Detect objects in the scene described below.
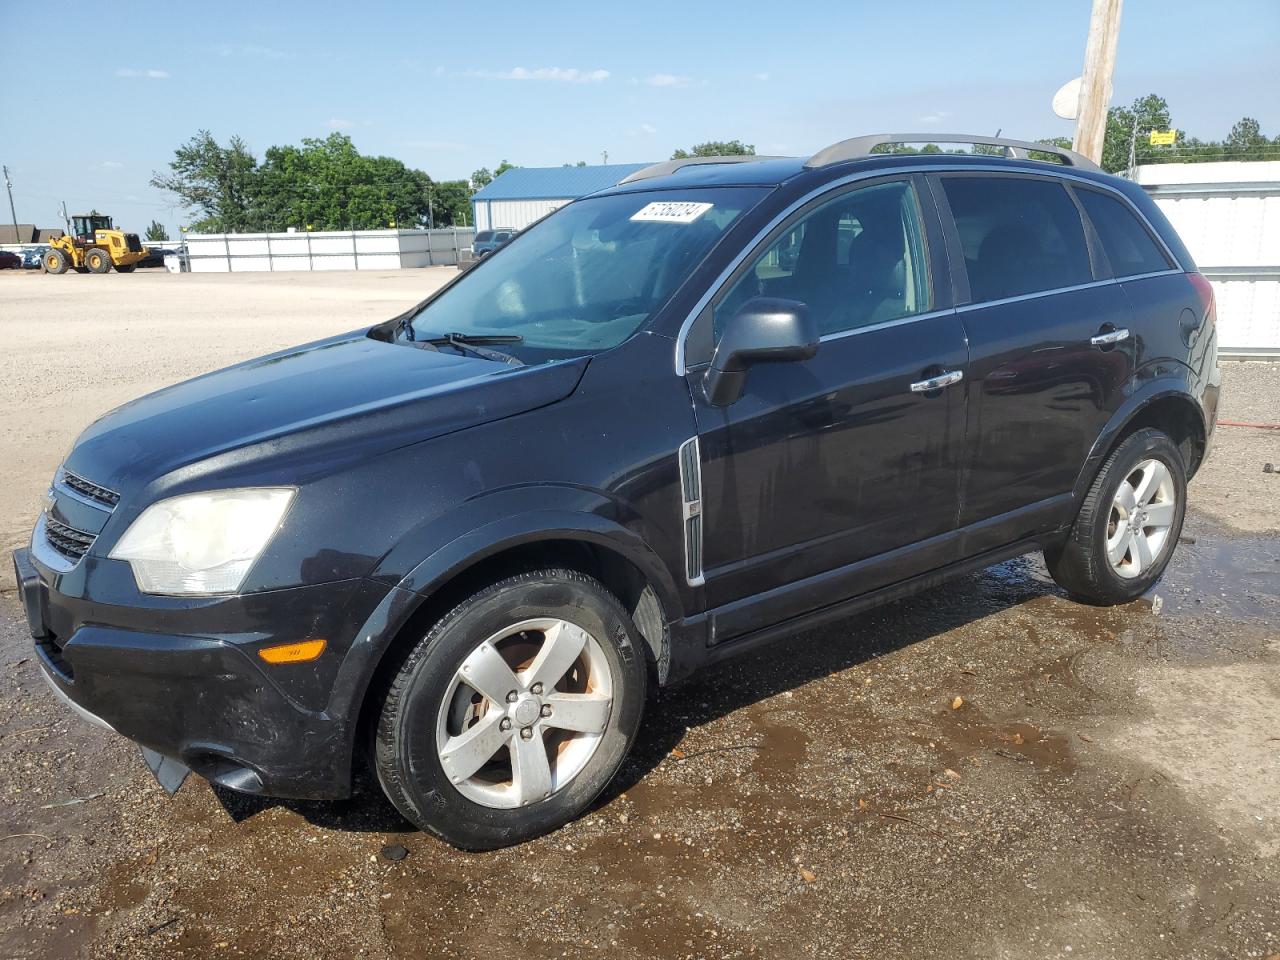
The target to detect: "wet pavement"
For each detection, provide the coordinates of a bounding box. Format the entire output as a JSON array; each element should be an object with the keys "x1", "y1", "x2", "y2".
[{"x1": 0, "y1": 366, "x2": 1277, "y2": 959}]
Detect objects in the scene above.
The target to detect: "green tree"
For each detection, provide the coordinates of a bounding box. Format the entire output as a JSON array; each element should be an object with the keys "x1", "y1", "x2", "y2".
[
  {"x1": 150, "y1": 130, "x2": 261, "y2": 232},
  {"x1": 494, "y1": 160, "x2": 517, "y2": 177},
  {"x1": 671, "y1": 140, "x2": 755, "y2": 159},
  {"x1": 1100, "y1": 94, "x2": 1172, "y2": 173},
  {"x1": 144, "y1": 220, "x2": 170, "y2": 242},
  {"x1": 471, "y1": 167, "x2": 493, "y2": 188},
  {"x1": 254, "y1": 134, "x2": 435, "y2": 230},
  {"x1": 428, "y1": 180, "x2": 474, "y2": 226}
]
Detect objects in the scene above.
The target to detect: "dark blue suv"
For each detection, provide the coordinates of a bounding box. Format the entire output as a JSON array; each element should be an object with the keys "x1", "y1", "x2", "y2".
[{"x1": 13, "y1": 134, "x2": 1218, "y2": 849}]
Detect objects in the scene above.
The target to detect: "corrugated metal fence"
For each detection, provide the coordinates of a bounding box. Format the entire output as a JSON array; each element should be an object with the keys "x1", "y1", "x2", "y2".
[
  {"x1": 1137, "y1": 161, "x2": 1280, "y2": 357},
  {"x1": 183, "y1": 228, "x2": 476, "y2": 273}
]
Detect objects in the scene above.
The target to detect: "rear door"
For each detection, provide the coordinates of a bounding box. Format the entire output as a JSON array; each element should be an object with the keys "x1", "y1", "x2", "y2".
[
  {"x1": 686, "y1": 176, "x2": 969, "y2": 633},
  {"x1": 935, "y1": 173, "x2": 1135, "y2": 545}
]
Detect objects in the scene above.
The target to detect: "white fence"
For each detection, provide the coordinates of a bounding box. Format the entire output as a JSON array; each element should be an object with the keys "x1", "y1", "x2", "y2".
[
  {"x1": 1137, "y1": 161, "x2": 1280, "y2": 357},
  {"x1": 183, "y1": 228, "x2": 476, "y2": 273}
]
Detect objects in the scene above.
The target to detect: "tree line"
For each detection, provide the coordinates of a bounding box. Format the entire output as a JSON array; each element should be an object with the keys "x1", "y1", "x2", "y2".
[
  {"x1": 152, "y1": 131, "x2": 476, "y2": 233},
  {"x1": 153, "y1": 101, "x2": 1274, "y2": 233}
]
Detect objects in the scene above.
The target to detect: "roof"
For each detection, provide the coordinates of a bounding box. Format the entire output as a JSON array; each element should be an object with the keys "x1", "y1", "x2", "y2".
[
  {"x1": 602, "y1": 157, "x2": 808, "y2": 194},
  {"x1": 471, "y1": 163, "x2": 652, "y2": 201}
]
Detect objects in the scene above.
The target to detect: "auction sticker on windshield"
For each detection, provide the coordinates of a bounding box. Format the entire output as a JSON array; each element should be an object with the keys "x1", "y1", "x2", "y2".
[{"x1": 630, "y1": 201, "x2": 713, "y2": 224}]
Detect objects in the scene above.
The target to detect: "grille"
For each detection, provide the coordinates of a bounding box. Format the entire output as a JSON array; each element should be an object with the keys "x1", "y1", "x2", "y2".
[
  {"x1": 45, "y1": 516, "x2": 96, "y2": 562},
  {"x1": 61, "y1": 470, "x2": 120, "y2": 509},
  {"x1": 677, "y1": 437, "x2": 704, "y2": 585}
]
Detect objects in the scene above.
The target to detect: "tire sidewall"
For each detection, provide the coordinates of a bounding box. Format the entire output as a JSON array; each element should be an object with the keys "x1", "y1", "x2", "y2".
[
  {"x1": 383, "y1": 573, "x2": 646, "y2": 849},
  {"x1": 1085, "y1": 430, "x2": 1187, "y2": 597}
]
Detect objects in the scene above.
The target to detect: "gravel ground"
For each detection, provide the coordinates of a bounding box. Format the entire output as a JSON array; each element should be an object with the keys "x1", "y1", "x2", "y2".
[{"x1": 0, "y1": 270, "x2": 1277, "y2": 959}]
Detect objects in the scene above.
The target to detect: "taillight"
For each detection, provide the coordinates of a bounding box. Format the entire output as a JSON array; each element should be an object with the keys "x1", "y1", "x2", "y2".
[{"x1": 1188, "y1": 272, "x2": 1216, "y2": 327}]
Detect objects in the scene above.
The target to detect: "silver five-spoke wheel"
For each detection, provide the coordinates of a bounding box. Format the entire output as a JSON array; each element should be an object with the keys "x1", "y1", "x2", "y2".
[
  {"x1": 435, "y1": 617, "x2": 614, "y2": 809},
  {"x1": 1106, "y1": 457, "x2": 1176, "y2": 579}
]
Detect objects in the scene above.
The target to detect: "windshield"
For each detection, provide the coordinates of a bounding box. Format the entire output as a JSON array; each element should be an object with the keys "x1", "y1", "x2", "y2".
[
  {"x1": 474, "y1": 231, "x2": 494, "y2": 242},
  {"x1": 408, "y1": 187, "x2": 768, "y2": 361}
]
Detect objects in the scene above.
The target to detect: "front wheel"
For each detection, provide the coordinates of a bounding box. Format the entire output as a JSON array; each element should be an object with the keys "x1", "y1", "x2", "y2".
[
  {"x1": 1045, "y1": 427, "x2": 1187, "y2": 605},
  {"x1": 373, "y1": 569, "x2": 647, "y2": 849},
  {"x1": 85, "y1": 248, "x2": 111, "y2": 273}
]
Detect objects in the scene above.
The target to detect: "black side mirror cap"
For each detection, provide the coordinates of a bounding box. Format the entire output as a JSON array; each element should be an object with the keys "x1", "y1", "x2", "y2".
[{"x1": 703, "y1": 297, "x2": 818, "y2": 406}]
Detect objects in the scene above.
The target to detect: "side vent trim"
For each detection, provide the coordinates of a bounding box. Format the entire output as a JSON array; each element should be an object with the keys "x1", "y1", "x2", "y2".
[{"x1": 677, "y1": 436, "x2": 704, "y2": 586}]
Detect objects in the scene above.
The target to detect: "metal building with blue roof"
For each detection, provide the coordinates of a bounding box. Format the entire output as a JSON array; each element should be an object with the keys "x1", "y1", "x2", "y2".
[{"x1": 470, "y1": 163, "x2": 651, "y2": 231}]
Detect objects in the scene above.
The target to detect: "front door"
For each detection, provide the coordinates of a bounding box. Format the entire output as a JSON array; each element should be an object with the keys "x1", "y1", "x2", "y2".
[{"x1": 686, "y1": 177, "x2": 969, "y2": 639}]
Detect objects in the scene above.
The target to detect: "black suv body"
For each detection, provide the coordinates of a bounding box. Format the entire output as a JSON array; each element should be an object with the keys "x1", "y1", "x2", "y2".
[{"x1": 14, "y1": 135, "x2": 1218, "y2": 848}]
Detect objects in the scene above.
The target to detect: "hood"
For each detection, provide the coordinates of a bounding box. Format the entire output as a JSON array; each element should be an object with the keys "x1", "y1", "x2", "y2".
[{"x1": 66, "y1": 333, "x2": 588, "y2": 492}]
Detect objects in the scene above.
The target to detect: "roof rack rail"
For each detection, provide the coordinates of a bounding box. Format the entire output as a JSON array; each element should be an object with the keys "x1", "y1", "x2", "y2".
[
  {"x1": 617, "y1": 155, "x2": 781, "y2": 185},
  {"x1": 805, "y1": 134, "x2": 1100, "y2": 172}
]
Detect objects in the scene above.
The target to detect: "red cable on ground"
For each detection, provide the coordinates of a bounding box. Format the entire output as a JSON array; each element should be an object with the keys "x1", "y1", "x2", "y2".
[{"x1": 1218, "y1": 419, "x2": 1280, "y2": 430}]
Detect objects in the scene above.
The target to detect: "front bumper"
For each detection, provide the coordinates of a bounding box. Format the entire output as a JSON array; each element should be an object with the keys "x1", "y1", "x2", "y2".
[{"x1": 12, "y1": 546, "x2": 387, "y2": 799}]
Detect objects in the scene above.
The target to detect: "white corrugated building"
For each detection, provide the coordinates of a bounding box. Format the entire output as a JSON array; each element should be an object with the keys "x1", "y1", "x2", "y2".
[
  {"x1": 470, "y1": 163, "x2": 650, "y2": 232},
  {"x1": 1136, "y1": 161, "x2": 1280, "y2": 357}
]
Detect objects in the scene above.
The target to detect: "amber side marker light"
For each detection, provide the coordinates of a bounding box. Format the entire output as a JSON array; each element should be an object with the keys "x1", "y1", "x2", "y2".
[{"x1": 258, "y1": 639, "x2": 327, "y2": 664}]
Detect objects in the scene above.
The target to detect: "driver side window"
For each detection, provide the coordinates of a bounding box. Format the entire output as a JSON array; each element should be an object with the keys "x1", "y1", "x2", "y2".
[{"x1": 715, "y1": 179, "x2": 930, "y2": 338}]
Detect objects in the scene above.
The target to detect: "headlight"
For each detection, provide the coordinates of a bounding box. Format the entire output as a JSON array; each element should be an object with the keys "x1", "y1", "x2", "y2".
[{"x1": 109, "y1": 488, "x2": 295, "y2": 595}]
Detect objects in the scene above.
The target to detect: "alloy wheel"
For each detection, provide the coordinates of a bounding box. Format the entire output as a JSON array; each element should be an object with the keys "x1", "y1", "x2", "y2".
[
  {"x1": 434, "y1": 617, "x2": 614, "y2": 809},
  {"x1": 1105, "y1": 457, "x2": 1176, "y2": 579}
]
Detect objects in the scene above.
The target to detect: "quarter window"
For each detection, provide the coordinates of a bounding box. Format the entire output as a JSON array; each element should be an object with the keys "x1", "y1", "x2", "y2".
[
  {"x1": 1075, "y1": 188, "x2": 1172, "y2": 277},
  {"x1": 716, "y1": 179, "x2": 930, "y2": 337},
  {"x1": 942, "y1": 176, "x2": 1093, "y2": 303}
]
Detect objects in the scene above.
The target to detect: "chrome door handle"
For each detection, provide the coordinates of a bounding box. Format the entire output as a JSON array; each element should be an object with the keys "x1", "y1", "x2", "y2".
[
  {"x1": 909, "y1": 370, "x2": 964, "y2": 393},
  {"x1": 1090, "y1": 327, "x2": 1131, "y2": 346}
]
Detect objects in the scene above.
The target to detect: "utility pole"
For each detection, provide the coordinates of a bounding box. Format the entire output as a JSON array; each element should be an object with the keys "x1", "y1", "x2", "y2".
[
  {"x1": 1073, "y1": 0, "x2": 1124, "y2": 165},
  {"x1": 601, "y1": 150, "x2": 608, "y2": 165},
  {"x1": 60, "y1": 200, "x2": 71, "y2": 234},
  {"x1": 3, "y1": 165, "x2": 18, "y2": 244}
]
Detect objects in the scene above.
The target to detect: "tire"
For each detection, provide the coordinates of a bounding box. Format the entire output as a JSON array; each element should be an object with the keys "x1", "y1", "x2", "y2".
[
  {"x1": 114, "y1": 263, "x2": 136, "y2": 273},
  {"x1": 1045, "y1": 428, "x2": 1187, "y2": 605},
  {"x1": 43, "y1": 248, "x2": 69, "y2": 274},
  {"x1": 85, "y1": 248, "x2": 112, "y2": 273},
  {"x1": 373, "y1": 569, "x2": 647, "y2": 850}
]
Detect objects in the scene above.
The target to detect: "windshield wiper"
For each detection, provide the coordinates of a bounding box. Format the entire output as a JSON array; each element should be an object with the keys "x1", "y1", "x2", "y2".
[{"x1": 415, "y1": 331, "x2": 524, "y2": 366}]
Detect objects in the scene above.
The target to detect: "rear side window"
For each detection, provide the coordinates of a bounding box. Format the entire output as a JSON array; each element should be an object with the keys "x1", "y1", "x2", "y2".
[
  {"x1": 942, "y1": 176, "x2": 1092, "y2": 303},
  {"x1": 1075, "y1": 188, "x2": 1172, "y2": 277}
]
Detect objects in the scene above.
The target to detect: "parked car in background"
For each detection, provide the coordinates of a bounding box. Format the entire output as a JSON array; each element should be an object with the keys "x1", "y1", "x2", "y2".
[
  {"x1": 472, "y1": 229, "x2": 514, "y2": 257},
  {"x1": 15, "y1": 133, "x2": 1218, "y2": 851},
  {"x1": 0, "y1": 251, "x2": 21, "y2": 270},
  {"x1": 22, "y1": 246, "x2": 49, "y2": 269},
  {"x1": 137, "y1": 246, "x2": 175, "y2": 269}
]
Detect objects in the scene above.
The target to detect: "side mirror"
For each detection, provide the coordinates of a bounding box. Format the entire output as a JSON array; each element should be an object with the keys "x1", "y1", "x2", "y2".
[{"x1": 703, "y1": 298, "x2": 818, "y2": 406}]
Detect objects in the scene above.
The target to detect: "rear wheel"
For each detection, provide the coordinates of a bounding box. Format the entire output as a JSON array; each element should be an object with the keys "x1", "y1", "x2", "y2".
[
  {"x1": 1045, "y1": 428, "x2": 1186, "y2": 605},
  {"x1": 373, "y1": 569, "x2": 647, "y2": 849},
  {"x1": 43, "y1": 248, "x2": 69, "y2": 274},
  {"x1": 85, "y1": 248, "x2": 111, "y2": 273},
  {"x1": 114, "y1": 263, "x2": 136, "y2": 273}
]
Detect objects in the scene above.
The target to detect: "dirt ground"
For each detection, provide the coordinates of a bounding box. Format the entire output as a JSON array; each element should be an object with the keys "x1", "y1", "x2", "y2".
[{"x1": 1, "y1": 268, "x2": 1278, "y2": 960}]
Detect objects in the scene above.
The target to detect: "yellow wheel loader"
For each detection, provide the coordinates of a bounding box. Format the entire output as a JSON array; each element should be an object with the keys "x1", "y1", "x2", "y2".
[{"x1": 43, "y1": 214, "x2": 148, "y2": 274}]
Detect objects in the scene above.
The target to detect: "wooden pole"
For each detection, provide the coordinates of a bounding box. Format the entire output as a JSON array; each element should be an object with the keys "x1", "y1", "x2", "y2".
[{"x1": 1073, "y1": 0, "x2": 1124, "y2": 165}]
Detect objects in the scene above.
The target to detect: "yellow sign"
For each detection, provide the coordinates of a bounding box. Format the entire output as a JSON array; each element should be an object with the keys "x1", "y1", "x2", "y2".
[{"x1": 1149, "y1": 130, "x2": 1177, "y2": 146}]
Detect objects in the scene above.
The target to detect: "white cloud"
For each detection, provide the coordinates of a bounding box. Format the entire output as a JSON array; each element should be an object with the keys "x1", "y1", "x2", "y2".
[
  {"x1": 328, "y1": 117, "x2": 354, "y2": 131},
  {"x1": 755, "y1": 72, "x2": 770, "y2": 81},
  {"x1": 641, "y1": 123, "x2": 658, "y2": 134},
  {"x1": 644, "y1": 73, "x2": 689, "y2": 87},
  {"x1": 94, "y1": 160, "x2": 124, "y2": 170},
  {"x1": 116, "y1": 68, "x2": 169, "y2": 79},
  {"x1": 917, "y1": 111, "x2": 952, "y2": 126},
  {"x1": 470, "y1": 66, "x2": 609, "y2": 83},
  {"x1": 433, "y1": 65, "x2": 447, "y2": 77},
  {"x1": 400, "y1": 139, "x2": 470, "y2": 152}
]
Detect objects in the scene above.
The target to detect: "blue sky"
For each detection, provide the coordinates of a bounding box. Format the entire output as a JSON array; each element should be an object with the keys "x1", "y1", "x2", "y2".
[{"x1": 2, "y1": 0, "x2": 1277, "y2": 236}]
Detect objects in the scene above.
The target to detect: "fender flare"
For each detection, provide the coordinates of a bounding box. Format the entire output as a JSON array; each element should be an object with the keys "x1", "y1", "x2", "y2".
[
  {"x1": 1070, "y1": 367, "x2": 1206, "y2": 504},
  {"x1": 321, "y1": 505, "x2": 684, "y2": 762}
]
